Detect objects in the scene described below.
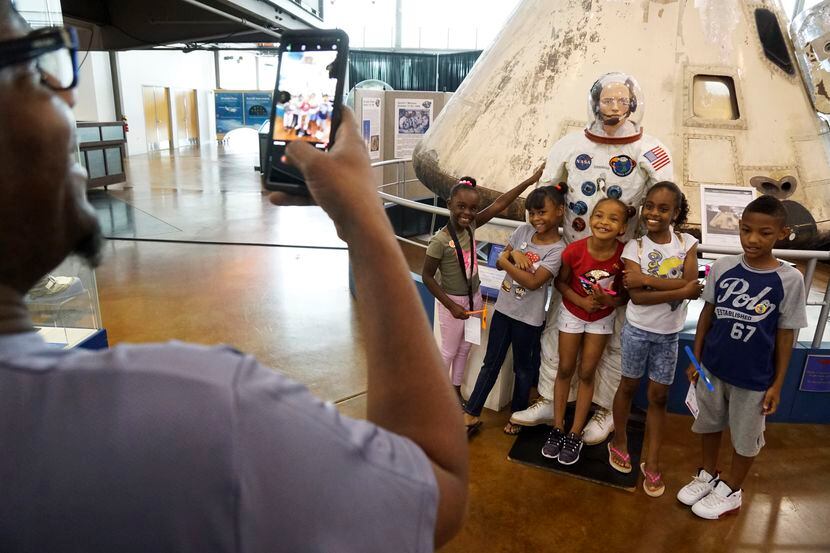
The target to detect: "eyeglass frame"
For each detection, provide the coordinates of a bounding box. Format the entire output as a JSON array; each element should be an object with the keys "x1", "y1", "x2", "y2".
[
  {"x1": 598, "y1": 97, "x2": 632, "y2": 107},
  {"x1": 0, "y1": 27, "x2": 79, "y2": 90}
]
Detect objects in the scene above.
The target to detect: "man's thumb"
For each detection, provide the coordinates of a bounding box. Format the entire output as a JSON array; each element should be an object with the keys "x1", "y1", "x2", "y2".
[{"x1": 284, "y1": 140, "x2": 322, "y2": 174}]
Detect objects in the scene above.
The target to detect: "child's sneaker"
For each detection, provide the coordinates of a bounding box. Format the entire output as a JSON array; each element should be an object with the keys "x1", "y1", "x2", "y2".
[
  {"x1": 677, "y1": 468, "x2": 719, "y2": 506},
  {"x1": 541, "y1": 427, "x2": 565, "y2": 459},
  {"x1": 557, "y1": 432, "x2": 583, "y2": 465},
  {"x1": 691, "y1": 481, "x2": 742, "y2": 519}
]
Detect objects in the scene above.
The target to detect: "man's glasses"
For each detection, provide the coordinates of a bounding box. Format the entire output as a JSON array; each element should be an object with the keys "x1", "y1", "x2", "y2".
[
  {"x1": 599, "y1": 97, "x2": 631, "y2": 107},
  {"x1": 0, "y1": 27, "x2": 79, "y2": 91}
]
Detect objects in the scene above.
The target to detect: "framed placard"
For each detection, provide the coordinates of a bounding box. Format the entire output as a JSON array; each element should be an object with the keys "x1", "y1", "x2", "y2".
[
  {"x1": 699, "y1": 185, "x2": 756, "y2": 247},
  {"x1": 800, "y1": 355, "x2": 830, "y2": 392}
]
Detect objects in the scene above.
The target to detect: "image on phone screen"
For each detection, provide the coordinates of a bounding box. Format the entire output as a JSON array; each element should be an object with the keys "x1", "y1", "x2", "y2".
[{"x1": 272, "y1": 46, "x2": 339, "y2": 151}]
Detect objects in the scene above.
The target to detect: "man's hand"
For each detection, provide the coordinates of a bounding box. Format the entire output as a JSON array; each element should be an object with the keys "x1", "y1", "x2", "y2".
[
  {"x1": 684, "y1": 280, "x2": 705, "y2": 300},
  {"x1": 622, "y1": 269, "x2": 646, "y2": 290},
  {"x1": 762, "y1": 386, "x2": 782, "y2": 415},
  {"x1": 511, "y1": 251, "x2": 533, "y2": 271},
  {"x1": 450, "y1": 303, "x2": 470, "y2": 320},
  {"x1": 686, "y1": 363, "x2": 699, "y2": 384},
  {"x1": 266, "y1": 108, "x2": 380, "y2": 241}
]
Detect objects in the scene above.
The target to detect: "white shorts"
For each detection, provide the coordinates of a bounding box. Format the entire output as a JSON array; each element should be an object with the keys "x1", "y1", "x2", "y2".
[{"x1": 558, "y1": 306, "x2": 616, "y2": 335}]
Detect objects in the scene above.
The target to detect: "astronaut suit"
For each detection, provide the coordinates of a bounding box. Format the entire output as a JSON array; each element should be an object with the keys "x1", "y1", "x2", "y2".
[{"x1": 510, "y1": 73, "x2": 675, "y2": 444}]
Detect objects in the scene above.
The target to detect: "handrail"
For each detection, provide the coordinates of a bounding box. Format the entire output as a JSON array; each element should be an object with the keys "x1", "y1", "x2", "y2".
[{"x1": 373, "y1": 157, "x2": 829, "y2": 347}]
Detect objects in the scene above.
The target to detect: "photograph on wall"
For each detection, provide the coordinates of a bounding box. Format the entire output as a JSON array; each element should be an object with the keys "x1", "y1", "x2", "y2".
[
  {"x1": 394, "y1": 98, "x2": 433, "y2": 159},
  {"x1": 700, "y1": 185, "x2": 756, "y2": 247},
  {"x1": 362, "y1": 97, "x2": 382, "y2": 160}
]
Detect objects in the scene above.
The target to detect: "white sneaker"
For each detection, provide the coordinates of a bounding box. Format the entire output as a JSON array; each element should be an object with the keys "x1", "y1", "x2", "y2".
[
  {"x1": 509, "y1": 398, "x2": 553, "y2": 426},
  {"x1": 677, "y1": 468, "x2": 719, "y2": 506},
  {"x1": 583, "y1": 408, "x2": 614, "y2": 445},
  {"x1": 691, "y1": 480, "x2": 742, "y2": 519}
]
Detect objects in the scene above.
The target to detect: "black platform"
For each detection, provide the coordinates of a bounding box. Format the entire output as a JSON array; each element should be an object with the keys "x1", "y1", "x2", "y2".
[{"x1": 507, "y1": 407, "x2": 646, "y2": 491}]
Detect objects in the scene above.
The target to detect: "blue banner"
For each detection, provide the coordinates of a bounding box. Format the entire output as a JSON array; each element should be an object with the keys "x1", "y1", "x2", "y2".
[
  {"x1": 243, "y1": 93, "x2": 273, "y2": 127},
  {"x1": 215, "y1": 92, "x2": 244, "y2": 134}
]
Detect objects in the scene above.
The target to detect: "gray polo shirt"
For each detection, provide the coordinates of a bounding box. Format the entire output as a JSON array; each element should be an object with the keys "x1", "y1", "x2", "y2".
[{"x1": 0, "y1": 333, "x2": 437, "y2": 552}]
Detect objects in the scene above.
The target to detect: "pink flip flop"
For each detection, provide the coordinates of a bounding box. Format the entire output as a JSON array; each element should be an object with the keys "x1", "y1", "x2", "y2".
[
  {"x1": 607, "y1": 443, "x2": 632, "y2": 474},
  {"x1": 640, "y1": 462, "x2": 666, "y2": 497}
]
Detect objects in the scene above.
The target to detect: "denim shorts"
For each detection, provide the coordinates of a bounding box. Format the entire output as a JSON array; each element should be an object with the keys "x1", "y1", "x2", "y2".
[{"x1": 620, "y1": 321, "x2": 679, "y2": 385}]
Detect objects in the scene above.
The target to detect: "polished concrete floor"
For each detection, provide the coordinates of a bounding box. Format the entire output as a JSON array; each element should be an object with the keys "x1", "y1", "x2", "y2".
[{"x1": 92, "y1": 144, "x2": 830, "y2": 553}]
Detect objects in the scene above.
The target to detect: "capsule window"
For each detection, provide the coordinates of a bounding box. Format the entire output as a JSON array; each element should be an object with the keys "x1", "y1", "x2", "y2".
[
  {"x1": 693, "y1": 75, "x2": 740, "y2": 120},
  {"x1": 755, "y1": 8, "x2": 795, "y2": 75}
]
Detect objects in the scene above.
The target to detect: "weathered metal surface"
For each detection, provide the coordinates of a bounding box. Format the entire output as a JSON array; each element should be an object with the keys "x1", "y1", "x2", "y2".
[{"x1": 413, "y1": 0, "x2": 830, "y2": 248}]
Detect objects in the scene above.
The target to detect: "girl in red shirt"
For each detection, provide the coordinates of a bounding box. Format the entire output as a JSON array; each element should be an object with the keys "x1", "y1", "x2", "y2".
[{"x1": 542, "y1": 198, "x2": 629, "y2": 465}]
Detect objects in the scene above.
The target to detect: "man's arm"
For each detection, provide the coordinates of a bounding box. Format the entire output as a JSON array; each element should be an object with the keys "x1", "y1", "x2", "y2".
[{"x1": 271, "y1": 109, "x2": 467, "y2": 546}]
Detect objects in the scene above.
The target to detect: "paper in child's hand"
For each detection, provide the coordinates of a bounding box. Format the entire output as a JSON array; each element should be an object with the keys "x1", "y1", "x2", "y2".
[
  {"x1": 685, "y1": 383, "x2": 700, "y2": 419},
  {"x1": 464, "y1": 316, "x2": 481, "y2": 345}
]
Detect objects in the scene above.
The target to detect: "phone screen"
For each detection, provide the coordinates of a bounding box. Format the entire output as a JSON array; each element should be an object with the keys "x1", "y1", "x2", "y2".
[
  {"x1": 266, "y1": 31, "x2": 347, "y2": 192},
  {"x1": 272, "y1": 47, "x2": 338, "y2": 150}
]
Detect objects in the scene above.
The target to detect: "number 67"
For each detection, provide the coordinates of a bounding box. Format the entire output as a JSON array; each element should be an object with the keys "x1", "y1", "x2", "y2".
[{"x1": 730, "y1": 322, "x2": 756, "y2": 342}]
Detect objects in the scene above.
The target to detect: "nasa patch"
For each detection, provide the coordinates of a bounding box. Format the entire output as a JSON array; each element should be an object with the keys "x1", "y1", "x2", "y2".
[
  {"x1": 609, "y1": 155, "x2": 635, "y2": 177},
  {"x1": 572, "y1": 217, "x2": 586, "y2": 232},
  {"x1": 581, "y1": 181, "x2": 597, "y2": 196},
  {"x1": 569, "y1": 201, "x2": 588, "y2": 216},
  {"x1": 575, "y1": 154, "x2": 592, "y2": 171},
  {"x1": 606, "y1": 185, "x2": 623, "y2": 199}
]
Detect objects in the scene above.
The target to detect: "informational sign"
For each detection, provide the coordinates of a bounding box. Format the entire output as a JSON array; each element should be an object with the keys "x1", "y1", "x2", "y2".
[
  {"x1": 394, "y1": 98, "x2": 433, "y2": 159},
  {"x1": 215, "y1": 92, "x2": 245, "y2": 134},
  {"x1": 800, "y1": 355, "x2": 830, "y2": 392},
  {"x1": 699, "y1": 185, "x2": 756, "y2": 247},
  {"x1": 243, "y1": 92, "x2": 273, "y2": 127},
  {"x1": 362, "y1": 96, "x2": 382, "y2": 160}
]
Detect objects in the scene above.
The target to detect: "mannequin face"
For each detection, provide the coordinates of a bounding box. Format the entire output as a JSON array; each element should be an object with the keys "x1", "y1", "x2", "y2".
[{"x1": 598, "y1": 82, "x2": 631, "y2": 131}]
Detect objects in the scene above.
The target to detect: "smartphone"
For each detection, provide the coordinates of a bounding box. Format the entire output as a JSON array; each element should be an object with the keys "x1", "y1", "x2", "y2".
[{"x1": 264, "y1": 29, "x2": 349, "y2": 194}]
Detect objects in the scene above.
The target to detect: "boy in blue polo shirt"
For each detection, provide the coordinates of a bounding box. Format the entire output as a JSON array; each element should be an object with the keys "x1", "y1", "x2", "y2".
[{"x1": 677, "y1": 196, "x2": 807, "y2": 519}]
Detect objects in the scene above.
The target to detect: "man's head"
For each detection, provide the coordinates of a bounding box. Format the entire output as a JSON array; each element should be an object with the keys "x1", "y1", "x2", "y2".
[
  {"x1": 739, "y1": 195, "x2": 788, "y2": 263},
  {"x1": 0, "y1": 0, "x2": 101, "y2": 294},
  {"x1": 586, "y1": 72, "x2": 643, "y2": 140}
]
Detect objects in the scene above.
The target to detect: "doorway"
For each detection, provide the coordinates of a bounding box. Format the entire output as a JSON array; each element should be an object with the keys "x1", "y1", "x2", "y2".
[
  {"x1": 142, "y1": 86, "x2": 172, "y2": 152},
  {"x1": 174, "y1": 89, "x2": 200, "y2": 148}
]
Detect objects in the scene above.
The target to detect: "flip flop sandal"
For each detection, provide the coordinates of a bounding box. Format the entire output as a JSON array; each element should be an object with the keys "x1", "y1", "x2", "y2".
[
  {"x1": 608, "y1": 443, "x2": 632, "y2": 474},
  {"x1": 503, "y1": 422, "x2": 522, "y2": 435},
  {"x1": 640, "y1": 462, "x2": 666, "y2": 498},
  {"x1": 466, "y1": 421, "x2": 482, "y2": 438}
]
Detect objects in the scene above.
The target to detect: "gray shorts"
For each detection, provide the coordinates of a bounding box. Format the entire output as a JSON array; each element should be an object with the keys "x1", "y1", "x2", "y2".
[
  {"x1": 691, "y1": 371, "x2": 766, "y2": 457},
  {"x1": 620, "y1": 321, "x2": 678, "y2": 385}
]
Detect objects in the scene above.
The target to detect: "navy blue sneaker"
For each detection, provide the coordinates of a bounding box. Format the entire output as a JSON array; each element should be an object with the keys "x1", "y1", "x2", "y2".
[
  {"x1": 557, "y1": 432, "x2": 584, "y2": 465},
  {"x1": 541, "y1": 427, "x2": 565, "y2": 459}
]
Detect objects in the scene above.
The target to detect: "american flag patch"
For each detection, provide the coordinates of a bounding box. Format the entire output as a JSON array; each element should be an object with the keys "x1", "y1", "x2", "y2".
[{"x1": 644, "y1": 146, "x2": 670, "y2": 170}]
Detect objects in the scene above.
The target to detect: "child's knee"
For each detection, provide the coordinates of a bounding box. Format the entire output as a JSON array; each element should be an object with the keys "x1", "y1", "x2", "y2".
[
  {"x1": 577, "y1": 366, "x2": 596, "y2": 383},
  {"x1": 557, "y1": 365, "x2": 576, "y2": 380},
  {"x1": 647, "y1": 384, "x2": 669, "y2": 407},
  {"x1": 618, "y1": 376, "x2": 639, "y2": 395}
]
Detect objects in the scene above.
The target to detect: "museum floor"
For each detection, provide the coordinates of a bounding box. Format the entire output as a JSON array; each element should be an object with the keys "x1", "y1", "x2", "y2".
[{"x1": 92, "y1": 143, "x2": 830, "y2": 553}]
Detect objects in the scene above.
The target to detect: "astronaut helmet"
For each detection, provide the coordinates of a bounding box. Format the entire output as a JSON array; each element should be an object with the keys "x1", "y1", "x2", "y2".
[{"x1": 586, "y1": 72, "x2": 644, "y2": 142}]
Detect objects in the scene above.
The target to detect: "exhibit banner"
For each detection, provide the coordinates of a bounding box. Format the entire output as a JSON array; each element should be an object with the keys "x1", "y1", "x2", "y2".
[
  {"x1": 215, "y1": 92, "x2": 245, "y2": 134},
  {"x1": 243, "y1": 92, "x2": 273, "y2": 127},
  {"x1": 362, "y1": 97, "x2": 382, "y2": 160},
  {"x1": 394, "y1": 98, "x2": 433, "y2": 159},
  {"x1": 800, "y1": 355, "x2": 830, "y2": 393},
  {"x1": 699, "y1": 185, "x2": 756, "y2": 247}
]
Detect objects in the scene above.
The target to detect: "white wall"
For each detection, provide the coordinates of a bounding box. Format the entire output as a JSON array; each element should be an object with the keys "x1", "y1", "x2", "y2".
[
  {"x1": 116, "y1": 50, "x2": 217, "y2": 156},
  {"x1": 74, "y1": 52, "x2": 116, "y2": 123}
]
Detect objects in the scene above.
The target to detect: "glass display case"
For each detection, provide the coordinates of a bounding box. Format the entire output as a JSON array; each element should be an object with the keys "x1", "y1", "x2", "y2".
[{"x1": 24, "y1": 257, "x2": 107, "y2": 349}]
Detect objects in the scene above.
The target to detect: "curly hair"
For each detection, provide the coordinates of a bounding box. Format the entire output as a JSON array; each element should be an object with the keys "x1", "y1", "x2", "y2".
[{"x1": 646, "y1": 181, "x2": 689, "y2": 227}]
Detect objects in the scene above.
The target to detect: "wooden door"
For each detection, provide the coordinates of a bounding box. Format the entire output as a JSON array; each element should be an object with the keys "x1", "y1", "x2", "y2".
[
  {"x1": 153, "y1": 87, "x2": 171, "y2": 151},
  {"x1": 142, "y1": 86, "x2": 158, "y2": 151},
  {"x1": 185, "y1": 90, "x2": 199, "y2": 144}
]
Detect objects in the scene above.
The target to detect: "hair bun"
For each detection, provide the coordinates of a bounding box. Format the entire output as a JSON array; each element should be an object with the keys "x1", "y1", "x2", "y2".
[{"x1": 555, "y1": 182, "x2": 569, "y2": 193}]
